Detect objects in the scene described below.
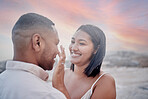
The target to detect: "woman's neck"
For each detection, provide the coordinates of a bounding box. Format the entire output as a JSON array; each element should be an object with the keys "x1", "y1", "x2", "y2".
[{"x1": 74, "y1": 63, "x2": 89, "y2": 78}]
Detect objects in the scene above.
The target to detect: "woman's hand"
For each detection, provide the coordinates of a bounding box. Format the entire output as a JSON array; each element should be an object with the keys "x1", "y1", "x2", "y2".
[
  {"x1": 52, "y1": 45, "x2": 70, "y2": 99},
  {"x1": 52, "y1": 45, "x2": 65, "y2": 88}
]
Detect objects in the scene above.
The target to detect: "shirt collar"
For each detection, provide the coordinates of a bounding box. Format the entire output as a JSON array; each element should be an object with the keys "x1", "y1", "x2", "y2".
[{"x1": 6, "y1": 61, "x2": 49, "y2": 81}]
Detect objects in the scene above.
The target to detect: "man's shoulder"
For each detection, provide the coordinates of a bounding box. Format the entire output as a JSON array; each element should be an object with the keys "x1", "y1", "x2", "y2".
[
  {"x1": 0, "y1": 60, "x2": 7, "y2": 74},
  {"x1": 0, "y1": 70, "x2": 66, "y2": 99}
]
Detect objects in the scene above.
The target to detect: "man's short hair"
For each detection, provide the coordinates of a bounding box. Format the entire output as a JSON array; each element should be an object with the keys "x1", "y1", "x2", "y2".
[
  {"x1": 12, "y1": 13, "x2": 55, "y2": 49},
  {"x1": 12, "y1": 13, "x2": 55, "y2": 35}
]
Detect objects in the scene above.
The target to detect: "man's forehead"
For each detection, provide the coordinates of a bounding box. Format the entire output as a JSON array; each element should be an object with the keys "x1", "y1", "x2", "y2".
[
  {"x1": 51, "y1": 25, "x2": 57, "y2": 34},
  {"x1": 50, "y1": 25, "x2": 59, "y2": 42},
  {"x1": 46, "y1": 25, "x2": 58, "y2": 37}
]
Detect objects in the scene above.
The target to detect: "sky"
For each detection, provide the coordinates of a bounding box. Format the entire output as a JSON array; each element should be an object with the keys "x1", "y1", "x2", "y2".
[{"x1": 0, "y1": 0, "x2": 148, "y2": 61}]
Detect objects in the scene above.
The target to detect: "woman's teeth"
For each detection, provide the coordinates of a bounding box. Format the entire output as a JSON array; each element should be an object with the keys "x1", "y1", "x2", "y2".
[{"x1": 71, "y1": 53, "x2": 81, "y2": 57}]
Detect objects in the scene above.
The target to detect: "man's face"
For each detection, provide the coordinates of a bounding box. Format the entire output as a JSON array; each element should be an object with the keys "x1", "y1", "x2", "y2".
[{"x1": 39, "y1": 27, "x2": 59, "y2": 70}]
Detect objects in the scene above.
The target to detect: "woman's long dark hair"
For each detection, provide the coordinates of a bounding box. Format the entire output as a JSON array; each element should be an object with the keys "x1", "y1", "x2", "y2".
[{"x1": 70, "y1": 24, "x2": 106, "y2": 77}]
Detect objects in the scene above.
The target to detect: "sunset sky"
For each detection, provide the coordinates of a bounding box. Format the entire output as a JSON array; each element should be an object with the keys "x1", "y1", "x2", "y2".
[{"x1": 0, "y1": 0, "x2": 148, "y2": 60}]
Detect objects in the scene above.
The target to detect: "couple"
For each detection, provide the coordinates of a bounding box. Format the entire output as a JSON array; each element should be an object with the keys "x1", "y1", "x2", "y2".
[{"x1": 0, "y1": 13, "x2": 116, "y2": 99}]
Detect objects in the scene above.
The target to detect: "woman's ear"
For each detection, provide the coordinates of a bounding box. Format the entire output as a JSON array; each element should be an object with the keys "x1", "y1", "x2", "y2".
[
  {"x1": 93, "y1": 50, "x2": 97, "y2": 54},
  {"x1": 93, "y1": 45, "x2": 100, "y2": 54},
  {"x1": 32, "y1": 34, "x2": 42, "y2": 52}
]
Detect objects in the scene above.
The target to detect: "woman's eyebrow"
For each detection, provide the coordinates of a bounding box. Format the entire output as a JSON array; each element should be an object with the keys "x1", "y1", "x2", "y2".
[
  {"x1": 71, "y1": 37, "x2": 75, "y2": 40},
  {"x1": 78, "y1": 39, "x2": 87, "y2": 42},
  {"x1": 72, "y1": 37, "x2": 87, "y2": 42}
]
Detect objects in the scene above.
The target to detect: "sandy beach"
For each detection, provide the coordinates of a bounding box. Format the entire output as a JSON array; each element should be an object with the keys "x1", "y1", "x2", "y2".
[{"x1": 102, "y1": 66, "x2": 148, "y2": 99}]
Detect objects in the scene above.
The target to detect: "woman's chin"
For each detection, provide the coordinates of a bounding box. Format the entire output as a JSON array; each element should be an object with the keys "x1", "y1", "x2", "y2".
[{"x1": 70, "y1": 60, "x2": 79, "y2": 65}]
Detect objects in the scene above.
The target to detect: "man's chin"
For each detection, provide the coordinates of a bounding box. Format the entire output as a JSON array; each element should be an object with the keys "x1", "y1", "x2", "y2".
[
  {"x1": 47, "y1": 63, "x2": 54, "y2": 70},
  {"x1": 40, "y1": 64, "x2": 53, "y2": 71},
  {"x1": 48, "y1": 66, "x2": 53, "y2": 70}
]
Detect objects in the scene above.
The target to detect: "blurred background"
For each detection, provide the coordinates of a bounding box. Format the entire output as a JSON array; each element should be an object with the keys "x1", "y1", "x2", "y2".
[{"x1": 0, "y1": 0, "x2": 148, "y2": 99}]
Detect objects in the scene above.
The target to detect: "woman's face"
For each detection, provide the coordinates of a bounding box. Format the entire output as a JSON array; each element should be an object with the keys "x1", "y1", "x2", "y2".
[{"x1": 69, "y1": 30, "x2": 94, "y2": 66}]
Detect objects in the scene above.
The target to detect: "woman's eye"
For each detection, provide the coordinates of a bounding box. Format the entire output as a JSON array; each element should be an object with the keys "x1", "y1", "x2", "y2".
[
  {"x1": 79, "y1": 43, "x2": 85, "y2": 45},
  {"x1": 71, "y1": 40, "x2": 75, "y2": 44}
]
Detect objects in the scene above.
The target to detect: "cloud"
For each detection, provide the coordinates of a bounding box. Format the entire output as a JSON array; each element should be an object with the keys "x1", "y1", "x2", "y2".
[
  {"x1": 0, "y1": 0, "x2": 148, "y2": 53},
  {"x1": 92, "y1": 0, "x2": 148, "y2": 52}
]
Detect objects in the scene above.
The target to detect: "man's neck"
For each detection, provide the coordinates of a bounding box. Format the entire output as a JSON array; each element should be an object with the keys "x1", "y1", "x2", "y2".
[{"x1": 13, "y1": 54, "x2": 37, "y2": 66}]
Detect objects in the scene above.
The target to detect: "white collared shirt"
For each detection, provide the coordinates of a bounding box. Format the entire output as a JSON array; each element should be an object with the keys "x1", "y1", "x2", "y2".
[{"x1": 0, "y1": 61, "x2": 66, "y2": 99}]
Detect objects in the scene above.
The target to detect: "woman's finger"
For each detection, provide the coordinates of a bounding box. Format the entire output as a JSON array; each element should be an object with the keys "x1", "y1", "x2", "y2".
[{"x1": 60, "y1": 45, "x2": 66, "y2": 62}]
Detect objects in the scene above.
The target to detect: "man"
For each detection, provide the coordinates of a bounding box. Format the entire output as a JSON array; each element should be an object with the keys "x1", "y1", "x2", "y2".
[
  {"x1": 0, "y1": 13, "x2": 69, "y2": 99},
  {"x1": 0, "y1": 60, "x2": 6, "y2": 73}
]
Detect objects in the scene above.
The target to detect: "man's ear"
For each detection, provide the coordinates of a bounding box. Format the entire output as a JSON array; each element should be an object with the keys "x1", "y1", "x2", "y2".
[{"x1": 32, "y1": 34, "x2": 42, "y2": 52}]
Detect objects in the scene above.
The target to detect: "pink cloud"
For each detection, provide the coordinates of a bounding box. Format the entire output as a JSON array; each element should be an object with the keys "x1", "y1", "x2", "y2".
[
  {"x1": 25, "y1": 0, "x2": 100, "y2": 25},
  {"x1": 0, "y1": 0, "x2": 148, "y2": 52},
  {"x1": 93, "y1": 0, "x2": 148, "y2": 51}
]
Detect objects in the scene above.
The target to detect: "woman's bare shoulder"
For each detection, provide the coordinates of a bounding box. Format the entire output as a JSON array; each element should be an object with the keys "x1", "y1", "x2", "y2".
[
  {"x1": 91, "y1": 73, "x2": 116, "y2": 99},
  {"x1": 96, "y1": 73, "x2": 115, "y2": 89},
  {"x1": 101, "y1": 73, "x2": 115, "y2": 83}
]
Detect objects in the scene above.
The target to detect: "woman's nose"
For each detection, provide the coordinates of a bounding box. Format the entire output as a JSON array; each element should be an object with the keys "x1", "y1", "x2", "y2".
[{"x1": 71, "y1": 43, "x2": 78, "y2": 51}]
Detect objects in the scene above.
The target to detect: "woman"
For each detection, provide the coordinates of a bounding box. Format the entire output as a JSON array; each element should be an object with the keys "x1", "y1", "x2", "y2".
[{"x1": 53, "y1": 24, "x2": 116, "y2": 99}]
